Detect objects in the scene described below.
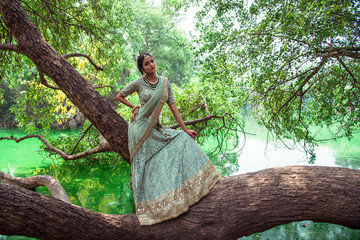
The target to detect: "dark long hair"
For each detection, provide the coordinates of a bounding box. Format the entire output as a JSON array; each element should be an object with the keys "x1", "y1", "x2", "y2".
[{"x1": 137, "y1": 52, "x2": 153, "y2": 74}]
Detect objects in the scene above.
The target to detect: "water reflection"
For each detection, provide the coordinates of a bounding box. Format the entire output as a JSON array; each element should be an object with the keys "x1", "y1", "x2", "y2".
[
  {"x1": 233, "y1": 138, "x2": 342, "y2": 175},
  {"x1": 35, "y1": 159, "x2": 135, "y2": 215},
  {"x1": 239, "y1": 221, "x2": 360, "y2": 240}
]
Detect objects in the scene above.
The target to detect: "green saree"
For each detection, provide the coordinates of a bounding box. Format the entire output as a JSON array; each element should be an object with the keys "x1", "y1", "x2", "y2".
[{"x1": 122, "y1": 76, "x2": 220, "y2": 225}]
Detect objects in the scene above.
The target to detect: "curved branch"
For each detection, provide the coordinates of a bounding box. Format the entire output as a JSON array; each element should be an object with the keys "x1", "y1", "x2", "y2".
[
  {"x1": 63, "y1": 53, "x2": 104, "y2": 71},
  {"x1": 0, "y1": 135, "x2": 113, "y2": 160},
  {"x1": 37, "y1": 68, "x2": 113, "y2": 90},
  {"x1": 0, "y1": 43, "x2": 24, "y2": 54},
  {"x1": 0, "y1": 172, "x2": 70, "y2": 203},
  {"x1": 37, "y1": 53, "x2": 110, "y2": 90},
  {"x1": 337, "y1": 57, "x2": 360, "y2": 89},
  {"x1": 93, "y1": 84, "x2": 114, "y2": 89},
  {"x1": 270, "y1": 56, "x2": 328, "y2": 121},
  {"x1": 37, "y1": 66, "x2": 60, "y2": 90}
]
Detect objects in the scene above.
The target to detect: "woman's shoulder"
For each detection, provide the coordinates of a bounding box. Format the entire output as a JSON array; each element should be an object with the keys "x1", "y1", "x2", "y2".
[{"x1": 126, "y1": 77, "x2": 143, "y2": 87}]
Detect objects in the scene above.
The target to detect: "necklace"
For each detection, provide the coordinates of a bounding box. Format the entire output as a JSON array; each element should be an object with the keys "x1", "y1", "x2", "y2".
[{"x1": 143, "y1": 76, "x2": 159, "y2": 89}]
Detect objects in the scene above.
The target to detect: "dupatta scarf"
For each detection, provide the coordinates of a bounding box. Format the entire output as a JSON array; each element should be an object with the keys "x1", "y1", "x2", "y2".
[
  {"x1": 127, "y1": 76, "x2": 220, "y2": 225},
  {"x1": 128, "y1": 77, "x2": 168, "y2": 161}
]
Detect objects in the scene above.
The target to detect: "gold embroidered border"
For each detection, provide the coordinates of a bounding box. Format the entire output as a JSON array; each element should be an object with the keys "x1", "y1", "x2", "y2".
[{"x1": 136, "y1": 160, "x2": 221, "y2": 225}]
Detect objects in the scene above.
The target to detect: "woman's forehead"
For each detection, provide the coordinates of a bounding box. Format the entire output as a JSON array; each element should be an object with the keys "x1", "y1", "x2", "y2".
[{"x1": 143, "y1": 55, "x2": 154, "y2": 64}]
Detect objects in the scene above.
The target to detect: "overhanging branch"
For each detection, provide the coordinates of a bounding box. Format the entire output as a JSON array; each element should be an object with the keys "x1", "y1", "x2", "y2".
[
  {"x1": 167, "y1": 114, "x2": 225, "y2": 129},
  {"x1": 37, "y1": 53, "x2": 112, "y2": 90},
  {"x1": 270, "y1": 56, "x2": 328, "y2": 121},
  {"x1": 0, "y1": 134, "x2": 113, "y2": 160}
]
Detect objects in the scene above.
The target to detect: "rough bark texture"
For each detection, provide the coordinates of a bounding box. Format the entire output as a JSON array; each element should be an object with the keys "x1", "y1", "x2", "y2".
[
  {"x1": 0, "y1": 172, "x2": 70, "y2": 203},
  {"x1": 0, "y1": 0, "x2": 130, "y2": 162},
  {"x1": 0, "y1": 166, "x2": 359, "y2": 240}
]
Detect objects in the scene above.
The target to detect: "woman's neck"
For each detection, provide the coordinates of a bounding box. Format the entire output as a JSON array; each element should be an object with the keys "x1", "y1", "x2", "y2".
[{"x1": 145, "y1": 73, "x2": 157, "y2": 83}]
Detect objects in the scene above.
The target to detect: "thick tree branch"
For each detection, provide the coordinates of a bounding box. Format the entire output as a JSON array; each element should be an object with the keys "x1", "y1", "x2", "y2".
[
  {"x1": 0, "y1": 166, "x2": 359, "y2": 239},
  {"x1": 0, "y1": 135, "x2": 113, "y2": 160},
  {"x1": 0, "y1": 172, "x2": 70, "y2": 203}
]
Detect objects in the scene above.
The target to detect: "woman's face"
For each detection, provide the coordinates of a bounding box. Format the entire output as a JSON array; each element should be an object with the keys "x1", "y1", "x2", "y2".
[{"x1": 142, "y1": 56, "x2": 157, "y2": 74}]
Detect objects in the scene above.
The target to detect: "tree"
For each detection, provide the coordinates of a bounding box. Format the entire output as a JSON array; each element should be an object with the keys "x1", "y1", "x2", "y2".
[
  {"x1": 194, "y1": 0, "x2": 360, "y2": 160},
  {"x1": 1, "y1": 166, "x2": 360, "y2": 239},
  {"x1": 0, "y1": 0, "x2": 359, "y2": 239}
]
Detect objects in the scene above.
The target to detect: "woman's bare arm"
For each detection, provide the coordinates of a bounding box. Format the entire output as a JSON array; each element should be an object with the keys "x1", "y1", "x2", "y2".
[
  {"x1": 116, "y1": 92, "x2": 136, "y2": 109},
  {"x1": 116, "y1": 92, "x2": 139, "y2": 123},
  {"x1": 168, "y1": 103, "x2": 199, "y2": 139}
]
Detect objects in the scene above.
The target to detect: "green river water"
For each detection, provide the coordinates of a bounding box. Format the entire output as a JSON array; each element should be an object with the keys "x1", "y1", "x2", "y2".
[{"x1": 0, "y1": 125, "x2": 359, "y2": 240}]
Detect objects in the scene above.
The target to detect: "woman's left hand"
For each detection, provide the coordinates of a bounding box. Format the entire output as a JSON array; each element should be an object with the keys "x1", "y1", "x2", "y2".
[{"x1": 185, "y1": 129, "x2": 199, "y2": 140}]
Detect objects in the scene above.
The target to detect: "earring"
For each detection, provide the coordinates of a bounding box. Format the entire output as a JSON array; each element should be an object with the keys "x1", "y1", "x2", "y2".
[{"x1": 142, "y1": 71, "x2": 146, "y2": 77}]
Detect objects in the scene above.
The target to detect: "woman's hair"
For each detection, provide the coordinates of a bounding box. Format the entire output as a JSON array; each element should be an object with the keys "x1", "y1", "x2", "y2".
[{"x1": 137, "y1": 52, "x2": 153, "y2": 74}]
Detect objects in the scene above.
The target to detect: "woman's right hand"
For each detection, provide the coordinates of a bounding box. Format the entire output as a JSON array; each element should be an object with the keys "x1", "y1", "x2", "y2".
[{"x1": 131, "y1": 108, "x2": 139, "y2": 123}]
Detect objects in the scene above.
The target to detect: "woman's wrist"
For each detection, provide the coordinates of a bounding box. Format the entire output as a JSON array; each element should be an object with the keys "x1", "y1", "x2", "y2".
[{"x1": 132, "y1": 105, "x2": 140, "y2": 113}]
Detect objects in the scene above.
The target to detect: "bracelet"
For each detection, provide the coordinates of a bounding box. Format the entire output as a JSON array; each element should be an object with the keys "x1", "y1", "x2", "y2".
[{"x1": 132, "y1": 106, "x2": 140, "y2": 113}]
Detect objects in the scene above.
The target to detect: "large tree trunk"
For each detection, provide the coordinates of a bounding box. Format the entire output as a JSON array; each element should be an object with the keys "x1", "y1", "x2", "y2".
[
  {"x1": 0, "y1": 166, "x2": 359, "y2": 240},
  {"x1": 0, "y1": 0, "x2": 130, "y2": 162}
]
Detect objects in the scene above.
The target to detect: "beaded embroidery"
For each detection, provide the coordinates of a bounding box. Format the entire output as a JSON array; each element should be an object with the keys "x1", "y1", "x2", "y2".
[{"x1": 143, "y1": 76, "x2": 159, "y2": 89}]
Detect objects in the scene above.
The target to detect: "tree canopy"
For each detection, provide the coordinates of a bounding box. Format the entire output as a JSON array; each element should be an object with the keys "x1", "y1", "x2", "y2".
[
  {"x1": 0, "y1": 0, "x2": 195, "y2": 131},
  {"x1": 194, "y1": 0, "x2": 360, "y2": 159}
]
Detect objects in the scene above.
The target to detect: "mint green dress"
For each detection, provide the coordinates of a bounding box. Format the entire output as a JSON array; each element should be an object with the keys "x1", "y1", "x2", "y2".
[{"x1": 121, "y1": 76, "x2": 220, "y2": 225}]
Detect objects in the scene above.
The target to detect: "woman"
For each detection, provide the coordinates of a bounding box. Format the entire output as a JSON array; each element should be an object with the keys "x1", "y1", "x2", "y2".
[{"x1": 116, "y1": 53, "x2": 220, "y2": 225}]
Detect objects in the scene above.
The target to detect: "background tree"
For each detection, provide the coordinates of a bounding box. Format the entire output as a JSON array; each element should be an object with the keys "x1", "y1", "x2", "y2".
[
  {"x1": 124, "y1": 0, "x2": 194, "y2": 85},
  {"x1": 0, "y1": 0, "x2": 131, "y2": 131},
  {"x1": 194, "y1": 0, "x2": 360, "y2": 160}
]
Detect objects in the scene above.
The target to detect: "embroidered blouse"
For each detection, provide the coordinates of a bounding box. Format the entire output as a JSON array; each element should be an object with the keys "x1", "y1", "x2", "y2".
[{"x1": 121, "y1": 77, "x2": 176, "y2": 105}]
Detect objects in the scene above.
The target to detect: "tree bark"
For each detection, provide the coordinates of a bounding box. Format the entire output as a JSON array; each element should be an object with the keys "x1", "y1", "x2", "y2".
[
  {"x1": 0, "y1": 172, "x2": 70, "y2": 204},
  {"x1": 0, "y1": 0, "x2": 131, "y2": 163},
  {"x1": 0, "y1": 166, "x2": 359, "y2": 240}
]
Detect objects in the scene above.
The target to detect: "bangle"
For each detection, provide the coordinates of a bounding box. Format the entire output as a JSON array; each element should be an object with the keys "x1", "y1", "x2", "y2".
[{"x1": 132, "y1": 106, "x2": 140, "y2": 113}]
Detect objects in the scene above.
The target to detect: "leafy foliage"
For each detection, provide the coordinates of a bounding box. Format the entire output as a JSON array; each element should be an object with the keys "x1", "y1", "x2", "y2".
[
  {"x1": 124, "y1": 0, "x2": 194, "y2": 85},
  {"x1": 1, "y1": 0, "x2": 131, "y2": 131},
  {"x1": 195, "y1": 0, "x2": 360, "y2": 158}
]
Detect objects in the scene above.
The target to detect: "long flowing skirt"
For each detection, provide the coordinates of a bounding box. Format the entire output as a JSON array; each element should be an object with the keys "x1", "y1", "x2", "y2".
[{"x1": 130, "y1": 122, "x2": 220, "y2": 225}]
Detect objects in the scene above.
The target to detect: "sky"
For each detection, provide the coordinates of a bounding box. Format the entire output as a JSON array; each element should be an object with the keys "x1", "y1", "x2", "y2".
[{"x1": 152, "y1": 0, "x2": 200, "y2": 37}]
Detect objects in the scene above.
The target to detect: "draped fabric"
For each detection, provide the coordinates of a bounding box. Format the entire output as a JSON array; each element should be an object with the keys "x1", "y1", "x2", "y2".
[{"x1": 125, "y1": 77, "x2": 220, "y2": 225}]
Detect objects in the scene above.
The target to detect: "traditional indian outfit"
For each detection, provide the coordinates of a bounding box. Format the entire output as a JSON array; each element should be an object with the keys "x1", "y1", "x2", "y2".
[{"x1": 121, "y1": 76, "x2": 220, "y2": 225}]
